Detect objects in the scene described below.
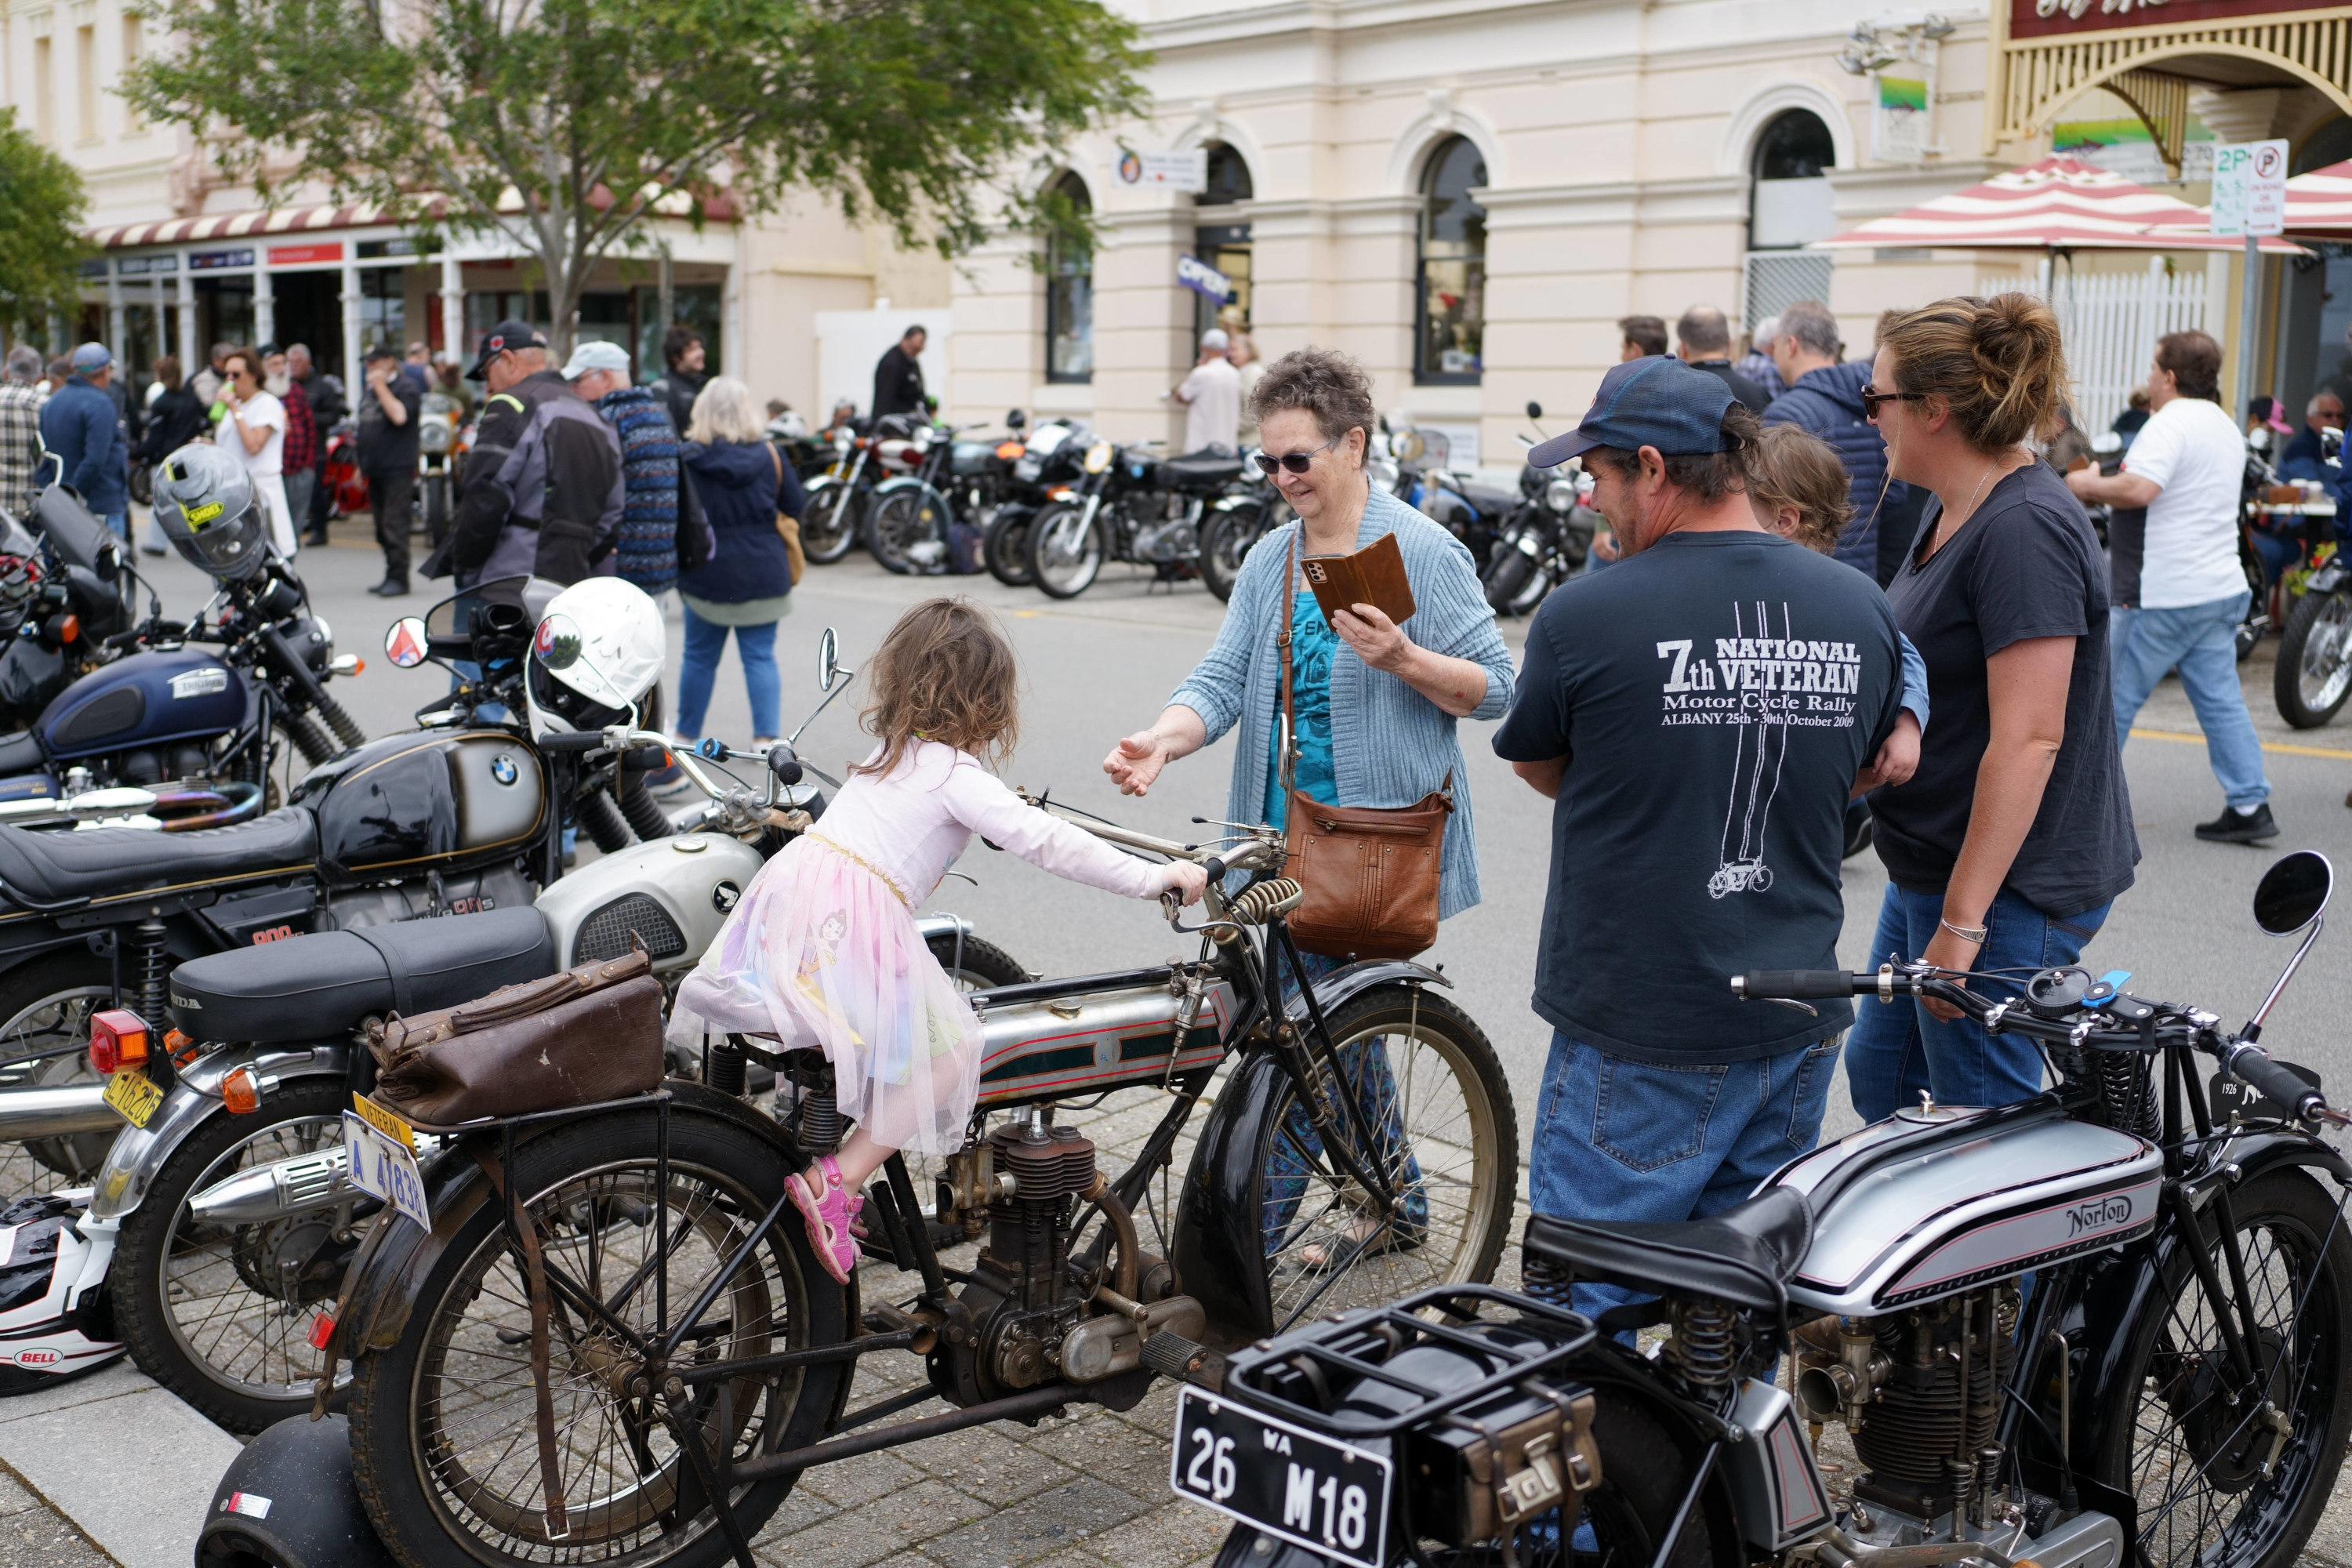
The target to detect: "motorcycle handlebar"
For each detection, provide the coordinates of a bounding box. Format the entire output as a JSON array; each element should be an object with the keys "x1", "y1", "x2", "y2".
[
  {"x1": 540, "y1": 731, "x2": 606, "y2": 753},
  {"x1": 1730, "y1": 971, "x2": 1860, "y2": 1001},
  {"x1": 2226, "y1": 1044, "x2": 2328, "y2": 1123}
]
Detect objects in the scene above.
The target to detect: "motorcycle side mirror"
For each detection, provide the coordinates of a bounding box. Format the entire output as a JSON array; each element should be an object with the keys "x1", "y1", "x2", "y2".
[
  {"x1": 2254, "y1": 851, "x2": 2332, "y2": 935},
  {"x1": 1525, "y1": 401, "x2": 1544, "y2": 420},
  {"x1": 385, "y1": 616, "x2": 430, "y2": 668},
  {"x1": 1007, "y1": 409, "x2": 1026, "y2": 430},
  {"x1": 818, "y1": 627, "x2": 841, "y2": 692}
]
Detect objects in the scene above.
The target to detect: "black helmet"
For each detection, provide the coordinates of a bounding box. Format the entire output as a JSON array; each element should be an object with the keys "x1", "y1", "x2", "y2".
[{"x1": 151, "y1": 444, "x2": 269, "y2": 582}]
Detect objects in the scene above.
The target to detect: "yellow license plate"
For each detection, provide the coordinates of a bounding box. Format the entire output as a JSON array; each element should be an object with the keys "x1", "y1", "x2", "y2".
[{"x1": 103, "y1": 1068, "x2": 164, "y2": 1129}]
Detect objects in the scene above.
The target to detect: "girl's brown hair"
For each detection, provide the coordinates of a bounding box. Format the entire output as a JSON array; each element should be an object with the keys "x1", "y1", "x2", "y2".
[
  {"x1": 1878, "y1": 293, "x2": 2069, "y2": 452},
  {"x1": 851, "y1": 597, "x2": 1021, "y2": 779},
  {"x1": 1748, "y1": 425, "x2": 1853, "y2": 554}
]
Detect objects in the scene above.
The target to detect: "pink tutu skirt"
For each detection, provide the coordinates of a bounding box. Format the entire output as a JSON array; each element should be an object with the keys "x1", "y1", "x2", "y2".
[{"x1": 673, "y1": 834, "x2": 981, "y2": 1156}]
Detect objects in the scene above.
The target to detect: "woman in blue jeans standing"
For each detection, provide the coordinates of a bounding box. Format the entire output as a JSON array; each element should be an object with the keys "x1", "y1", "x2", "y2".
[
  {"x1": 1848, "y1": 295, "x2": 2140, "y2": 1121},
  {"x1": 673, "y1": 377, "x2": 804, "y2": 744}
]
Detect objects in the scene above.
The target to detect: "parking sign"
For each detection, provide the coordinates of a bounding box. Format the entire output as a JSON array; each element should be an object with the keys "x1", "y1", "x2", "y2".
[{"x1": 2212, "y1": 140, "x2": 2289, "y2": 236}]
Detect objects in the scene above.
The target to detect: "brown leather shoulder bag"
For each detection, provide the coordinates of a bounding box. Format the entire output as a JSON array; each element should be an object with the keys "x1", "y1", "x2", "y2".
[{"x1": 1276, "y1": 532, "x2": 1452, "y2": 960}]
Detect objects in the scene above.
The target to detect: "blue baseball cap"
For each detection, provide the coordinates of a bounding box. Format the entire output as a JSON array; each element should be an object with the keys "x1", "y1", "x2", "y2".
[
  {"x1": 69, "y1": 342, "x2": 113, "y2": 374},
  {"x1": 1530, "y1": 356, "x2": 1735, "y2": 468}
]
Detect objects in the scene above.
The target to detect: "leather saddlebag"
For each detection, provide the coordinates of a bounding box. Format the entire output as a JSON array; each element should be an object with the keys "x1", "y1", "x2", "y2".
[{"x1": 368, "y1": 949, "x2": 664, "y2": 1127}]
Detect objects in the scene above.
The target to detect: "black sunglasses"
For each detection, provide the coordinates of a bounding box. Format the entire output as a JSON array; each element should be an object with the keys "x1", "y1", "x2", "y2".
[
  {"x1": 1253, "y1": 434, "x2": 1342, "y2": 476},
  {"x1": 1860, "y1": 387, "x2": 1928, "y2": 418}
]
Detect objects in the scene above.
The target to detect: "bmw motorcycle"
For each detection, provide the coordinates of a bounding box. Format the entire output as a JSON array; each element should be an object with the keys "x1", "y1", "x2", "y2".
[
  {"x1": 1026, "y1": 439, "x2": 1249, "y2": 598},
  {"x1": 1177, "y1": 850, "x2": 2351, "y2": 1568}
]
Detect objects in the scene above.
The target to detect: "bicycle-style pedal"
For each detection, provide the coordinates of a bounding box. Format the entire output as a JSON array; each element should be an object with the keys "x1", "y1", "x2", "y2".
[{"x1": 1142, "y1": 1330, "x2": 1226, "y2": 1392}]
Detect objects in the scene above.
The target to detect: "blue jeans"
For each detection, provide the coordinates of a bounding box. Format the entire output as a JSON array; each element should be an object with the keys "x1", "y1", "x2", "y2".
[
  {"x1": 2111, "y1": 590, "x2": 2269, "y2": 811},
  {"x1": 1845, "y1": 883, "x2": 2111, "y2": 1123},
  {"x1": 98, "y1": 511, "x2": 125, "y2": 542},
  {"x1": 676, "y1": 602, "x2": 780, "y2": 740},
  {"x1": 1530, "y1": 1031, "x2": 1841, "y2": 1319}
]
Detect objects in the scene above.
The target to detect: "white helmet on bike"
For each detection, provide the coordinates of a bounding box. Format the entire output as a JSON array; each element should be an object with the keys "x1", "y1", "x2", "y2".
[{"x1": 525, "y1": 578, "x2": 666, "y2": 739}]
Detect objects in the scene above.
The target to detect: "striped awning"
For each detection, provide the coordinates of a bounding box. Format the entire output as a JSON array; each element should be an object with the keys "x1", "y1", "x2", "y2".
[
  {"x1": 89, "y1": 187, "x2": 740, "y2": 250},
  {"x1": 2283, "y1": 159, "x2": 2352, "y2": 234},
  {"x1": 1817, "y1": 156, "x2": 2304, "y2": 254}
]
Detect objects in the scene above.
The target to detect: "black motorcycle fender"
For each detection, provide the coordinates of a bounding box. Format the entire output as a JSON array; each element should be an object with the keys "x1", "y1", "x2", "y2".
[
  {"x1": 1176, "y1": 968, "x2": 1453, "y2": 1337},
  {"x1": 332, "y1": 1082, "x2": 811, "y2": 1362}
]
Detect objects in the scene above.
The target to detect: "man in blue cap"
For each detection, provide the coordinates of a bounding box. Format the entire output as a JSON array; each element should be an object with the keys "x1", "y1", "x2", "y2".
[
  {"x1": 1492, "y1": 355, "x2": 1907, "y2": 1283},
  {"x1": 37, "y1": 343, "x2": 130, "y2": 539}
]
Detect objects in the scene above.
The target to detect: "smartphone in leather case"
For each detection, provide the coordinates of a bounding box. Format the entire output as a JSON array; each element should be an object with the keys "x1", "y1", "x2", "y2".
[{"x1": 1301, "y1": 531, "x2": 1416, "y2": 626}]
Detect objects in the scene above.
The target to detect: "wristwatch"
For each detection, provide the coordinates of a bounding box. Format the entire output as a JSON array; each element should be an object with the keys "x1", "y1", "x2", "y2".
[{"x1": 1939, "y1": 918, "x2": 1990, "y2": 946}]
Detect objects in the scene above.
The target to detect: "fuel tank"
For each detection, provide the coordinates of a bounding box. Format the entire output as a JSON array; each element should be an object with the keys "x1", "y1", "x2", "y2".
[
  {"x1": 292, "y1": 728, "x2": 544, "y2": 879},
  {"x1": 534, "y1": 830, "x2": 764, "y2": 972},
  {"x1": 38, "y1": 647, "x2": 248, "y2": 760},
  {"x1": 973, "y1": 974, "x2": 1233, "y2": 1109},
  {"x1": 1768, "y1": 1102, "x2": 2161, "y2": 1316}
]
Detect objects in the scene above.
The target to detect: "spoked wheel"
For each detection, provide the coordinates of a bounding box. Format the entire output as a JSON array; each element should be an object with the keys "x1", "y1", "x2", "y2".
[
  {"x1": 348, "y1": 1109, "x2": 848, "y2": 1568},
  {"x1": 2094, "y1": 1169, "x2": 2352, "y2": 1568},
  {"x1": 983, "y1": 505, "x2": 1038, "y2": 588},
  {"x1": 2274, "y1": 589, "x2": 2352, "y2": 728},
  {"x1": 1027, "y1": 502, "x2": 1104, "y2": 600},
  {"x1": 1198, "y1": 503, "x2": 1270, "y2": 603},
  {"x1": 927, "y1": 931, "x2": 1028, "y2": 990},
  {"x1": 0, "y1": 954, "x2": 118, "y2": 1196},
  {"x1": 863, "y1": 488, "x2": 949, "y2": 575},
  {"x1": 1482, "y1": 535, "x2": 1542, "y2": 615},
  {"x1": 1254, "y1": 986, "x2": 1515, "y2": 1332},
  {"x1": 797, "y1": 480, "x2": 862, "y2": 566},
  {"x1": 114, "y1": 1079, "x2": 358, "y2": 1432}
]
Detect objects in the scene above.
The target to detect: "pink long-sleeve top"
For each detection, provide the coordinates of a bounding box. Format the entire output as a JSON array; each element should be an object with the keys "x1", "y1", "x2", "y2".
[{"x1": 808, "y1": 740, "x2": 1163, "y2": 906}]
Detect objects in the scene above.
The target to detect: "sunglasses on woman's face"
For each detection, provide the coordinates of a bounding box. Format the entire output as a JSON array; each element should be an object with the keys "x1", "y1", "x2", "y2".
[
  {"x1": 1860, "y1": 387, "x2": 1928, "y2": 419},
  {"x1": 1253, "y1": 434, "x2": 1342, "y2": 476}
]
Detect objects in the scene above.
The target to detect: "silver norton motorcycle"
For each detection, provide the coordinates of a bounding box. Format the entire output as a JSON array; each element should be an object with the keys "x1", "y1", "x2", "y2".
[{"x1": 1175, "y1": 850, "x2": 2350, "y2": 1568}]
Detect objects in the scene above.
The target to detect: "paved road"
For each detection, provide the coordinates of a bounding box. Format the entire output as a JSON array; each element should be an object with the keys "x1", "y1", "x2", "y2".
[{"x1": 89, "y1": 518, "x2": 2352, "y2": 1568}]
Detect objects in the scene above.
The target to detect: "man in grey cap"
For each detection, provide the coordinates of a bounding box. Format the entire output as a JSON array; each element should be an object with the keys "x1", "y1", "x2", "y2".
[
  {"x1": 38, "y1": 343, "x2": 129, "y2": 538},
  {"x1": 564, "y1": 339, "x2": 693, "y2": 596},
  {"x1": 0, "y1": 347, "x2": 45, "y2": 519}
]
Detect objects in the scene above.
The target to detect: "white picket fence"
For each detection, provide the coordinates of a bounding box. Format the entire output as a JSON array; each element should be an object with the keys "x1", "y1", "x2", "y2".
[{"x1": 1984, "y1": 260, "x2": 2206, "y2": 434}]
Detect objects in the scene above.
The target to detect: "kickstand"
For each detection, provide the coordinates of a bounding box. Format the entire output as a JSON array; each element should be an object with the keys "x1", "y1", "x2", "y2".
[{"x1": 664, "y1": 1379, "x2": 758, "y2": 1568}]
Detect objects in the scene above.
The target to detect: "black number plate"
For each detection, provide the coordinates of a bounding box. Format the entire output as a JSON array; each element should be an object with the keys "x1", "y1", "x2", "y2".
[{"x1": 1170, "y1": 1385, "x2": 1392, "y2": 1568}]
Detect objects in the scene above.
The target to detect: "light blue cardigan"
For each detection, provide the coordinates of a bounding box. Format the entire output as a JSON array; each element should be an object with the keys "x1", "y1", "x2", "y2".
[{"x1": 1168, "y1": 486, "x2": 1516, "y2": 920}]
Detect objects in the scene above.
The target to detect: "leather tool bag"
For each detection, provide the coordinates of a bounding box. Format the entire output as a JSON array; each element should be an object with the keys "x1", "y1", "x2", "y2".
[
  {"x1": 368, "y1": 948, "x2": 664, "y2": 1127},
  {"x1": 1277, "y1": 534, "x2": 1452, "y2": 961}
]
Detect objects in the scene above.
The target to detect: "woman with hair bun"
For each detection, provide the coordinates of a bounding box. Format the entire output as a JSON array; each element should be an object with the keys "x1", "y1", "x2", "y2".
[{"x1": 1846, "y1": 293, "x2": 2139, "y2": 1123}]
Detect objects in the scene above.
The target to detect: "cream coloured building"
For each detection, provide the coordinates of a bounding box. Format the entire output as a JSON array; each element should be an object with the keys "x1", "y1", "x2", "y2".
[{"x1": 949, "y1": 0, "x2": 2352, "y2": 464}]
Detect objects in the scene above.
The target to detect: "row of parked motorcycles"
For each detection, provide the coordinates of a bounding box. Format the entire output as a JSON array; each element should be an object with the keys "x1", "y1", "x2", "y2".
[{"x1": 793, "y1": 402, "x2": 1606, "y2": 614}]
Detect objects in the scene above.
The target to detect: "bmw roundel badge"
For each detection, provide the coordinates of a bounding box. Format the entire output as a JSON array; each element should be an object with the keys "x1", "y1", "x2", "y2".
[
  {"x1": 490, "y1": 754, "x2": 519, "y2": 786},
  {"x1": 713, "y1": 881, "x2": 742, "y2": 913}
]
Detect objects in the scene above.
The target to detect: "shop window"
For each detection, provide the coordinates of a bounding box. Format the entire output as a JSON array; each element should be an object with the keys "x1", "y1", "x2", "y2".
[
  {"x1": 1044, "y1": 172, "x2": 1093, "y2": 383},
  {"x1": 633, "y1": 284, "x2": 722, "y2": 378},
  {"x1": 359, "y1": 268, "x2": 407, "y2": 355},
  {"x1": 1415, "y1": 135, "x2": 1486, "y2": 384},
  {"x1": 1193, "y1": 144, "x2": 1254, "y2": 342}
]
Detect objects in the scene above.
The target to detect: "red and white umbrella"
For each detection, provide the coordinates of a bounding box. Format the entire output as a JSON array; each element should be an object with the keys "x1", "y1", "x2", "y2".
[
  {"x1": 1816, "y1": 155, "x2": 2303, "y2": 252},
  {"x1": 2281, "y1": 159, "x2": 2352, "y2": 234}
]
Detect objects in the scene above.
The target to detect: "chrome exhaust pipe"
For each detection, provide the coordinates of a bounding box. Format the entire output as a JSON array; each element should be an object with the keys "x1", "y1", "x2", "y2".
[
  {"x1": 0, "y1": 1084, "x2": 120, "y2": 1140},
  {"x1": 187, "y1": 1147, "x2": 352, "y2": 1225}
]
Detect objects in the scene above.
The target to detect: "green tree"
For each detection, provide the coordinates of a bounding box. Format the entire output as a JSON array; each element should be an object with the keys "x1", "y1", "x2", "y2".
[
  {"x1": 124, "y1": 0, "x2": 1146, "y2": 355},
  {"x1": 0, "y1": 110, "x2": 91, "y2": 347}
]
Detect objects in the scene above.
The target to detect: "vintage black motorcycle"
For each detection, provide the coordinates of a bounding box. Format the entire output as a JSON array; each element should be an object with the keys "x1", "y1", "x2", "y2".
[
  {"x1": 319, "y1": 793, "x2": 1516, "y2": 1568},
  {"x1": 1180, "y1": 851, "x2": 2350, "y2": 1568},
  {"x1": 863, "y1": 415, "x2": 1027, "y2": 575},
  {"x1": 1480, "y1": 403, "x2": 1599, "y2": 616},
  {"x1": 982, "y1": 418, "x2": 1094, "y2": 589},
  {"x1": 1026, "y1": 439, "x2": 1249, "y2": 597}
]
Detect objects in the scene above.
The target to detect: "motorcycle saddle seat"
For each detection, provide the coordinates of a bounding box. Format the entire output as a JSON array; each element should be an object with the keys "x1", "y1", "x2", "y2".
[
  {"x1": 169, "y1": 906, "x2": 556, "y2": 1044},
  {"x1": 0, "y1": 731, "x2": 44, "y2": 776},
  {"x1": 1166, "y1": 454, "x2": 1245, "y2": 489},
  {"x1": 1520, "y1": 1185, "x2": 1813, "y2": 1316},
  {"x1": 0, "y1": 807, "x2": 320, "y2": 909},
  {"x1": 1459, "y1": 485, "x2": 1519, "y2": 514}
]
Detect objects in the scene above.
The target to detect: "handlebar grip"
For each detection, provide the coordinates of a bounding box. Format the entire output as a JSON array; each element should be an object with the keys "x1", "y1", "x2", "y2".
[
  {"x1": 2229, "y1": 1047, "x2": 2325, "y2": 1121},
  {"x1": 1732, "y1": 971, "x2": 1859, "y2": 1001},
  {"x1": 539, "y1": 731, "x2": 606, "y2": 754},
  {"x1": 1203, "y1": 856, "x2": 1226, "y2": 883}
]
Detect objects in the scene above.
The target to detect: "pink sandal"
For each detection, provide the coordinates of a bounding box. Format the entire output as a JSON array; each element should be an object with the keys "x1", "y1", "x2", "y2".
[{"x1": 787, "y1": 1156, "x2": 863, "y2": 1283}]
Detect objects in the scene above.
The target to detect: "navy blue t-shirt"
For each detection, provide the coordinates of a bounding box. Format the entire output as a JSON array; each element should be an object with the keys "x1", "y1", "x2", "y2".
[{"x1": 1492, "y1": 530, "x2": 1904, "y2": 1063}]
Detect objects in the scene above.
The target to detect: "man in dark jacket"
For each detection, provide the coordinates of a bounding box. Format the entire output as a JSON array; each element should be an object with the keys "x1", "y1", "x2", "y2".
[
  {"x1": 1674, "y1": 306, "x2": 1769, "y2": 413},
  {"x1": 289, "y1": 343, "x2": 346, "y2": 545},
  {"x1": 38, "y1": 344, "x2": 130, "y2": 538},
  {"x1": 446, "y1": 321, "x2": 623, "y2": 586},
  {"x1": 872, "y1": 325, "x2": 927, "y2": 421},
  {"x1": 649, "y1": 327, "x2": 707, "y2": 438},
  {"x1": 1762, "y1": 299, "x2": 1904, "y2": 579},
  {"x1": 357, "y1": 345, "x2": 422, "y2": 595}
]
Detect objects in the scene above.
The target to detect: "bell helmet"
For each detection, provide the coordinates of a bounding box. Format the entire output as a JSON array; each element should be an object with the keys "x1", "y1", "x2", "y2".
[
  {"x1": 0, "y1": 1193, "x2": 125, "y2": 1392},
  {"x1": 525, "y1": 578, "x2": 666, "y2": 739},
  {"x1": 151, "y1": 444, "x2": 270, "y2": 582}
]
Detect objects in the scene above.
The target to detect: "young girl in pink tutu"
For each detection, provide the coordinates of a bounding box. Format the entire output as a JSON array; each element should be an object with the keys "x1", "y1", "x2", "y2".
[{"x1": 674, "y1": 598, "x2": 1208, "y2": 1282}]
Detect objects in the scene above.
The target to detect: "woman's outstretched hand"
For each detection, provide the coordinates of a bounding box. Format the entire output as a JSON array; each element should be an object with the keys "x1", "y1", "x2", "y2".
[{"x1": 1104, "y1": 731, "x2": 1167, "y2": 797}]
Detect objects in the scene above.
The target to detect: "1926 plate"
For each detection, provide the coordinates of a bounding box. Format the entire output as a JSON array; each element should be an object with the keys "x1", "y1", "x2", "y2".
[
  {"x1": 1169, "y1": 1385, "x2": 1392, "y2": 1568},
  {"x1": 103, "y1": 1068, "x2": 163, "y2": 1129}
]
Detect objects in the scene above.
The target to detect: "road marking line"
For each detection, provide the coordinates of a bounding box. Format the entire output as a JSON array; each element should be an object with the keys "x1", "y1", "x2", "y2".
[{"x1": 2132, "y1": 726, "x2": 2352, "y2": 760}]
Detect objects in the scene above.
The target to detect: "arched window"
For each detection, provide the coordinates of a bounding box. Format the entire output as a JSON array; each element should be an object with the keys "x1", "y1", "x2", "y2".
[
  {"x1": 1194, "y1": 143, "x2": 1255, "y2": 340},
  {"x1": 1415, "y1": 135, "x2": 1486, "y2": 384},
  {"x1": 1200, "y1": 143, "x2": 1254, "y2": 208},
  {"x1": 1044, "y1": 171, "x2": 1092, "y2": 383},
  {"x1": 1745, "y1": 108, "x2": 1837, "y2": 335}
]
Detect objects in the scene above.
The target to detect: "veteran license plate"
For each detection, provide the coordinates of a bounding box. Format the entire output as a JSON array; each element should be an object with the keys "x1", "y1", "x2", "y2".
[
  {"x1": 343, "y1": 1096, "x2": 430, "y2": 1229},
  {"x1": 103, "y1": 1067, "x2": 164, "y2": 1129},
  {"x1": 1170, "y1": 1385, "x2": 1392, "y2": 1568}
]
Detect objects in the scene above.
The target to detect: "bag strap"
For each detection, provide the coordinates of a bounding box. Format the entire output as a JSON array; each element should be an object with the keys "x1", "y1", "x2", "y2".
[
  {"x1": 350, "y1": 926, "x2": 415, "y2": 1018},
  {"x1": 472, "y1": 1147, "x2": 571, "y2": 1541},
  {"x1": 768, "y1": 440, "x2": 783, "y2": 495},
  {"x1": 1278, "y1": 532, "x2": 1298, "y2": 795}
]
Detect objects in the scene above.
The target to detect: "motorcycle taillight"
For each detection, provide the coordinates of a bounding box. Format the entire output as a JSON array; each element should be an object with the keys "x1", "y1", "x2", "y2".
[{"x1": 89, "y1": 1008, "x2": 149, "y2": 1075}]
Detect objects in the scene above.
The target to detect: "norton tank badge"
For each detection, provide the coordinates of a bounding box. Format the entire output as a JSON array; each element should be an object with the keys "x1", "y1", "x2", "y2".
[
  {"x1": 489, "y1": 754, "x2": 518, "y2": 786},
  {"x1": 713, "y1": 880, "x2": 742, "y2": 913}
]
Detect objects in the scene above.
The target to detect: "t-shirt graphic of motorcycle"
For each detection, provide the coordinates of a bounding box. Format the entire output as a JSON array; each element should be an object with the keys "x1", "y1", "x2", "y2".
[{"x1": 1494, "y1": 530, "x2": 1904, "y2": 1063}]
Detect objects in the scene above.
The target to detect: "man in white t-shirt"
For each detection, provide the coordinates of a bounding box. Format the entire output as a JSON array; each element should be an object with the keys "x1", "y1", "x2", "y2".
[
  {"x1": 1171, "y1": 328, "x2": 1241, "y2": 455},
  {"x1": 212, "y1": 346, "x2": 297, "y2": 557},
  {"x1": 2069, "y1": 328, "x2": 2272, "y2": 844}
]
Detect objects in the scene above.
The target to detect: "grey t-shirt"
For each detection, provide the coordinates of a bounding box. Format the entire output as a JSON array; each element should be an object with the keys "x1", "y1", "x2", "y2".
[{"x1": 1874, "y1": 460, "x2": 2139, "y2": 916}]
